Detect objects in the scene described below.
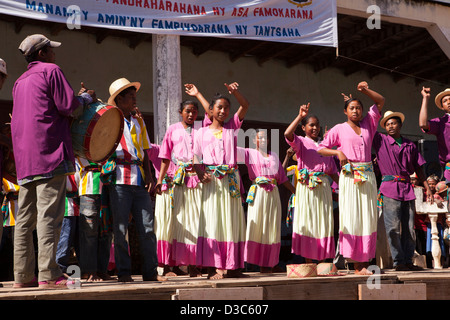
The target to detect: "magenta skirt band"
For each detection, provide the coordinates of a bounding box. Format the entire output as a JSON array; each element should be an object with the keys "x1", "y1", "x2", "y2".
[
  {"x1": 291, "y1": 233, "x2": 335, "y2": 261},
  {"x1": 244, "y1": 241, "x2": 281, "y2": 267},
  {"x1": 339, "y1": 231, "x2": 377, "y2": 262},
  {"x1": 196, "y1": 237, "x2": 245, "y2": 270},
  {"x1": 173, "y1": 240, "x2": 198, "y2": 266},
  {"x1": 157, "y1": 240, "x2": 176, "y2": 267}
]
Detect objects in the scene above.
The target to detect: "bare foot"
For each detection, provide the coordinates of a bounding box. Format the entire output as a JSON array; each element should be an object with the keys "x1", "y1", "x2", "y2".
[
  {"x1": 87, "y1": 273, "x2": 104, "y2": 282},
  {"x1": 354, "y1": 263, "x2": 373, "y2": 275},
  {"x1": 97, "y1": 272, "x2": 114, "y2": 281},
  {"x1": 207, "y1": 268, "x2": 224, "y2": 280}
]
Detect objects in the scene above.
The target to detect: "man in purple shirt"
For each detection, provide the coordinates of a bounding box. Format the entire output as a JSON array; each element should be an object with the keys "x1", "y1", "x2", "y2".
[
  {"x1": 373, "y1": 110, "x2": 432, "y2": 271},
  {"x1": 419, "y1": 87, "x2": 450, "y2": 185},
  {"x1": 11, "y1": 34, "x2": 95, "y2": 289}
]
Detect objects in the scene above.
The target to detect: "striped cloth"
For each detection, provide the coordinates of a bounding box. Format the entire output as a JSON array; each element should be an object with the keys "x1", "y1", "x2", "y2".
[
  {"x1": 107, "y1": 115, "x2": 151, "y2": 186},
  {"x1": 76, "y1": 157, "x2": 102, "y2": 196},
  {"x1": 1, "y1": 178, "x2": 19, "y2": 227},
  {"x1": 65, "y1": 175, "x2": 80, "y2": 217}
]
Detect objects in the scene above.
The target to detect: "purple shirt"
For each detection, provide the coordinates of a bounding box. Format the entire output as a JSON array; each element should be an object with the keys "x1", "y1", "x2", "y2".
[
  {"x1": 318, "y1": 105, "x2": 381, "y2": 163},
  {"x1": 373, "y1": 132, "x2": 426, "y2": 201},
  {"x1": 11, "y1": 61, "x2": 81, "y2": 180},
  {"x1": 424, "y1": 114, "x2": 450, "y2": 181}
]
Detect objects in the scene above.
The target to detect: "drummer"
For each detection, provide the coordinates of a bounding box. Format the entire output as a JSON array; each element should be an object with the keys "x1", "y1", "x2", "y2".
[
  {"x1": 11, "y1": 34, "x2": 96, "y2": 289},
  {"x1": 103, "y1": 78, "x2": 165, "y2": 283}
]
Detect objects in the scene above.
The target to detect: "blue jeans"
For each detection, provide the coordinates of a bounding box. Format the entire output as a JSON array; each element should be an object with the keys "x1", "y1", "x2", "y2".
[
  {"x1": 382, "y1": 197, "x2": 416, "y2": 266},
  {"x1": 56, "y1": 216, "x2": 79, "y2": 273},
  {"x1": 79, "y1": 195, "x2": 112, "y2": 274},
  {"x1": 108, "y1": 184, "x2": 157, "y2": 279}
]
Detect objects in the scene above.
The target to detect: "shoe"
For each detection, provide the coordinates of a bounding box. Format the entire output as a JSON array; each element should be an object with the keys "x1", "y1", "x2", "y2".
[
  {"x1": 394, "y1": 264, "x2": 410, "y2": 271},
  {"x1": 13, "y1": 277, "x2": 38, "y2": 288},
  {"x1": 38, "y1": 276, "x2": 76, "y2": 289}
]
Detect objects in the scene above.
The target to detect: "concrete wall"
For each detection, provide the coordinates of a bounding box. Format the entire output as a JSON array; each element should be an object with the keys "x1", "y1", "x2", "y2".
[{"x1": 0, "y1": 18, "x2": 446, "y2": 141}]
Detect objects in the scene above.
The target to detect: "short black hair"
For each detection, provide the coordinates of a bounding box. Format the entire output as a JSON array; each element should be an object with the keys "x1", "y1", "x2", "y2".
[
  {"x1": 179, "y1": 100, "x2": 199, "y2": 113},
  {"x1": 25, "y1": 45, "x2": 48, "y2": 63}
]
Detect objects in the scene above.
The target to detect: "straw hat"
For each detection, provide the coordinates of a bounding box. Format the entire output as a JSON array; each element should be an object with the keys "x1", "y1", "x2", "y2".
[
  {"x1": 436, "y1": 181, "x2": 448, "y2": 194},
  {"x1": 107, "y1": 78, "x2": 141, "y2": 106},
  {"x1": 0, "y1": 58, "x2": 7, "y2": 76},
  {"x1": 435, "y1": 88, "x2": 450, "y2": 110},
  {"x1": 380, "y1": 110, "x2": 405, "y2": 129}
]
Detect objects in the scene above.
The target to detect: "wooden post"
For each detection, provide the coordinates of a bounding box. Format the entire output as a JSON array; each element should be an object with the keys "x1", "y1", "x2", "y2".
[{"x1": 152, "y1": 34, "x2": 182, "y2": 145}]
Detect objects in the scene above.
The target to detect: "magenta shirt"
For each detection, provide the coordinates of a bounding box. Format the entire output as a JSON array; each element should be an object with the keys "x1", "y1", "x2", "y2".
[
  {"x1": 424, "y1": 114, "x2": 450, "y2": 181},
  {"x1": 285, "y1": 135, "x2": 337, "y2": 176},
  {"x1": 11, "y1": 61, "x2": 81, "y2": 180},
  {"x1": 318, "y1": 104, "x2": 381, "y2": 163},
  {"x1": 193, "y1": 113, "x2": 243, "y2": 167},
  {"x1": 237, "y1": 147, "x2": 288, "y2": 192},
  {"x1": 159, "y1": 121, "x2": 203, "y2": 188},
  {"x1": 373, "y1": 132, "x2": 426, "y2": 201}
]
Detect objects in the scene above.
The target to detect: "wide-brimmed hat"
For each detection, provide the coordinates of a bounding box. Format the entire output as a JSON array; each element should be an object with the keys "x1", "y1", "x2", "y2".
[
  {"x1": 435, "y1": 88, "x2": 450, "y2": 110},
  {"x1": 436, "y1": 181, "x2": 448, "y2": 194},
  {"x1": 380, "y1": 110, "x2": 405, "y2": 128},
  {"x1": 107, "y1": 78, "x2": 141, "y2": 106},
  {"x1": 0, "y1": 58, "x2": 7, "y2": 76},
  {"x1": 18, "y1": 34, "x2": 61, "y2": 56}
]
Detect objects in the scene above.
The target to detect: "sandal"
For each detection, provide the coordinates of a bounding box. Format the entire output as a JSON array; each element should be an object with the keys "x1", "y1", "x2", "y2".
[{"x1": 38, "y1": 276, "x2": 76, "y2": 289}]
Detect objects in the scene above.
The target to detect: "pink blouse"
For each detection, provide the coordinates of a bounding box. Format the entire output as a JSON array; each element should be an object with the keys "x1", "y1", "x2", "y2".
[
  {"x1": 318, "y1": 104, "x2": 381, "y2": 163},
  {"x1": 193, "y1": 113, "x2": 243, "y2": 167},
  {"x1": 238, "y1": 147, "x2": 288, "y2": 192},
  {"x1": 147, "y1": 144, "x2": 176, "y2": 191},
  {"x1": 285, "y1": 135, "x2": 337, "y2": 175}
]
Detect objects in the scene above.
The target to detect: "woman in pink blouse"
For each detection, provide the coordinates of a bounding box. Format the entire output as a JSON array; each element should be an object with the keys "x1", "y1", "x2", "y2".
[
  {"x1": 193, "y1": 82, "x2": 250, "y2": 279},
  {"x1": 239, "y1": 130, "x2": 295, "y2": 273},
  {"x1": 317, "y1": 81, "x2": 385, "y2": 275},
  {"x1": 285, "y1": 103, "x2": 338, "y2": 263}
]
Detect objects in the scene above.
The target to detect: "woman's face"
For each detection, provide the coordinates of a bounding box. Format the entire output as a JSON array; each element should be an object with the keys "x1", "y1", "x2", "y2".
[
  {"x1": 180, "y1": 104, "x2": 198, "y2": 125},
  {"x1": 302, "y1": 117, "x2": 320, "y2": 140},
  {"x1": 344, "y1": 100, "x2": 363, "y2": 122},
  {"x1": 211, "y1": 98, "x2": 230, "y2": 123},
  {"x1": 254, "y1": 130, "x2": 268, "y2": 150}
]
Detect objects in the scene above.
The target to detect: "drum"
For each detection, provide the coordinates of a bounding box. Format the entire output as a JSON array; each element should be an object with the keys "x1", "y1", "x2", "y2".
[{"x1": 71, "y1": 101, "x2": 124, "y2": 163}]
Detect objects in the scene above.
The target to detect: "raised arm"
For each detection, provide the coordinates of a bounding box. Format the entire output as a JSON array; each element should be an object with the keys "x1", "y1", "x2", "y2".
[
  {"x1": 357, "y1": 81, "x2": 385, "y2": 112},
  {"x1": 419, "y1": 86, "x2": 431, "y2": 131},
  {"x1": 225, "y1": 82, "x2": 249, "y2": 121},
  {"x1": 184, "y1": 83, "x2": 211, "y2": 120},
  {"x1": 284, "y1": 103, "x2": 310, "y2": 142}
]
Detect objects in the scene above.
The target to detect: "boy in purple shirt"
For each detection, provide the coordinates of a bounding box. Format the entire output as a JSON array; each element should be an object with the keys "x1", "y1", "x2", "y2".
[
  {"x1": 373, "y1": 111, "x2": 432, "y2": 271},
  {"x1": 11, "y1": 34, "x2": 95, "y2": 289}
]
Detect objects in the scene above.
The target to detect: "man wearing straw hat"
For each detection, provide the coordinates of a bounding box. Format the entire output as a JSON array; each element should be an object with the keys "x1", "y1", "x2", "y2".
[
  {"x1": 420, "y1": 87, "x2": 450, "y2": 216},
  {"x1": 373, "y1": 110, "x2": 432, "y2": 271},
  {"x1": 419, "y1": 87, "x2": 450, "y2": 187},
  {"x1": 104, "y1": 78, "x2": 165, "y2": 282},
  {"x1": 11, "y1": 34, "x2": 96, "y2": 289}
]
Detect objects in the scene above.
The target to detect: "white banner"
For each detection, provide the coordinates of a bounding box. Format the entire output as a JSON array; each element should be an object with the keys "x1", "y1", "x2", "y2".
[{"x1": 0, "y1": 0, "x2": 337, "y2": 47}]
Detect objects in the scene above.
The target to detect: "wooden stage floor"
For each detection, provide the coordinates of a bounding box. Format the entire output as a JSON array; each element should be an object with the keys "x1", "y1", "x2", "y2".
[{"x1": 1, "y1": 268, "x2": 450, "y2": 300}]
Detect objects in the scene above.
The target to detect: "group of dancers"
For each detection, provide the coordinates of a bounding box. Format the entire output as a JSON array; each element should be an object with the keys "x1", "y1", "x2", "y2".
[{"x1": 2, "y1": 33, "x2": 450, "y2": 289}]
